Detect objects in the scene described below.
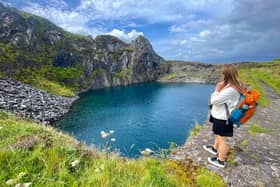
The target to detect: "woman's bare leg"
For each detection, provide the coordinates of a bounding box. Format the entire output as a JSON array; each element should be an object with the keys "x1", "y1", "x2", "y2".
[
  {"x1": 217, "y1": 135, "x2": 228, "y2": 161},
  {"x1": 213, "y1": 135, "x2": 219, "y2": 150}
]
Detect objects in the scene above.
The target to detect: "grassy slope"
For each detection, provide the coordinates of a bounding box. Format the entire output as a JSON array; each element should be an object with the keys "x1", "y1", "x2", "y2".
[
  {"x1": 0, "y1": 111, "x2": 225, "y2": 187},
  {"x1": 0, "y1": 10, "x2": 92, "y2": 97},
  {"x1": 238, "y1": 59, "x2": 280, "y2": 106},
  {"x1": 0, "y1": 42, "x2": 82, "y2": 97}
]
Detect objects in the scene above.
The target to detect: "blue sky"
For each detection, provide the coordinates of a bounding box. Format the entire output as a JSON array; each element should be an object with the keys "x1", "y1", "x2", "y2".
[{"x1": 2, "y1": 0, "x2": 280, "y2": 63}]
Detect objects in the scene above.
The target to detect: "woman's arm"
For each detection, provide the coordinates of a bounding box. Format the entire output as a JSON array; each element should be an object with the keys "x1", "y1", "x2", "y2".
[{"x1": 210, "y1": 88, "x2": 232, "y2": 105}]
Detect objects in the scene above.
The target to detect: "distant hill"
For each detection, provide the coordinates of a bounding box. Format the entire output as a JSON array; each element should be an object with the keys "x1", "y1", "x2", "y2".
[{"x1": 158, "y1": 60, "x2": 221, "y2": 84}]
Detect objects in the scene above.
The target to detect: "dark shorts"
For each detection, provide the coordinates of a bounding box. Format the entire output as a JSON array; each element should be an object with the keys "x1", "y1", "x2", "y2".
[{"x1": 209, "y1": 115, "x2": 233, "y2": 137}]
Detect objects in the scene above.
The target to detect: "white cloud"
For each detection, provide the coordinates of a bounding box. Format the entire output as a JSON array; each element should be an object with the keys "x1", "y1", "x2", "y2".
[
  {"x1": 126, "y1": 22, "x2": 142, "y2": 28},
  {"x1": 106, "y1": 29, "x2": 144, "y2": 42},
  {"x1": 22, "y1": 1, "x2": 103, "y2": 37},
  {"x1": 159, "y1": 21, "x2": 280, "y2": 63},
  {"x1": 4, "y1": 0, "x2": 280, "y2": 62},
  {"x1": 199, "y1": 30, "x2": 211, "y2": 38},
  {"x1": 169, "y1": 25, "x2": 187, "y2": 33},
  {"x1": 77, "y1": 0, "x2": 233, "y2": 23},
  {"x1": 155, "y1": 1, "x2": 280, "y2": 63}
]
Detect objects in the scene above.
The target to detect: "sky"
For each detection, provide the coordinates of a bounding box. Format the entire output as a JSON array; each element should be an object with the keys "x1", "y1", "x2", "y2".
[{"x1": 1, "y1": 0, "x2": 280, "y2": 63}]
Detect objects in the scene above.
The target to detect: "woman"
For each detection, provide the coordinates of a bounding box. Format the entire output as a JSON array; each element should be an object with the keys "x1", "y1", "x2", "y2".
[{"x1": 203, "y1": 64, "x2": 244, "y2": 168}]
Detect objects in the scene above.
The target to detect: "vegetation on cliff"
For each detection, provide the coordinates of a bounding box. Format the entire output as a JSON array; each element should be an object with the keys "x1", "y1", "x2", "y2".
[{"x1": 238, "y1": 58, "x2": 280, "y2": 106}]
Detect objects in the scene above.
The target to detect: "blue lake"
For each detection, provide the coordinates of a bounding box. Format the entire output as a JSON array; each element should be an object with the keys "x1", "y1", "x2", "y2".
[{"x1": 57, "y1": 82, "x2": 214, "y2": 157}]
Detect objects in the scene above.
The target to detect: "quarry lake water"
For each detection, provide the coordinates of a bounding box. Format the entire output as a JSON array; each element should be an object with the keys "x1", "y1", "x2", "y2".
[{"x1": 57, "y1": 82, "x2": 214, "y2": 157}]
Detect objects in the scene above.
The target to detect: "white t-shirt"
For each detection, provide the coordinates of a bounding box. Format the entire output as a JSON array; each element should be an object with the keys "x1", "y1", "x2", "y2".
[{"x1": 210, "y1": 86, "x2": 240, "y2": 120}]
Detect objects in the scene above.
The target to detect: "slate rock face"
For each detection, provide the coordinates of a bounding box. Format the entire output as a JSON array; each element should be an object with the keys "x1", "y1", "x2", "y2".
[
  {"x1": 53, "y1": 49, "x2": 79, "y2": 67},
  {"x1": 158, "y1": 61, "x2": 221, "y2": 84},
  {"x1": 0, "y1": 3, "x2": 163, "y2": 91},
  {"x1": 0, "y1": 78, "x2": 77, "y2": 124}
]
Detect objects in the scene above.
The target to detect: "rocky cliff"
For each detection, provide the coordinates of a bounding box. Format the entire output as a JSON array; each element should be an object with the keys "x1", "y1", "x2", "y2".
[
  {"x1": 158, "y1": 61, "x2": 221, "y2": 84},
  {"x1": 0, "y1": 2, "x2": 163, "y2": 94}
]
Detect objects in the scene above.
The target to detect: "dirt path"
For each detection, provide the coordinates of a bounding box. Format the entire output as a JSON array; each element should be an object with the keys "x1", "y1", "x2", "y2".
[{"x1": 169, "y1": 84, "x2": 280, "y2": 187}]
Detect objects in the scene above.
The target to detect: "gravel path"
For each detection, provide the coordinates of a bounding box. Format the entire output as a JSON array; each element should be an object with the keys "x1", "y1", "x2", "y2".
[{"x1": 169, "y1": 84, "x2": 280, "y2": 187}]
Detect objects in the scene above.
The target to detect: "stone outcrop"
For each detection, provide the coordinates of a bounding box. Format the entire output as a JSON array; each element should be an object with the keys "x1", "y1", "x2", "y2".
[
  {"x1": 158, "y1": 61, "x2": 221, "y2": 84},
  {"x1": 83, "y1": 35, "x2": 163, "y2": 89},
  {"x1": 0, "y1": 78, "x2": 77, "y2": 124}
]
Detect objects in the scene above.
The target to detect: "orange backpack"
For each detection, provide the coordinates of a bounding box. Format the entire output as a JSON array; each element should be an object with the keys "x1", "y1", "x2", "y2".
[
  {"x1": 238, "y1": 89, "x2": 260, "y2": 124},
  {"x1": 228, "y1": 89, "x2": 260, "y2": 126}
]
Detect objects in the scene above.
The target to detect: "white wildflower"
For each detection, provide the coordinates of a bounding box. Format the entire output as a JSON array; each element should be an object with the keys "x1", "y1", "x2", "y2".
[
  {"x1": 6, "y1": 179, "x2": 15, "y2": 185},
  {"x1": 15, "y1": 184, "x2": 21, "y2": 187},
  {"x1": 101, "y1": 131, "x2": 110, "y2": 138},
  {"x1": 140, "y1": 148, "x2": 154, "y2": 156},
  {"x1": 0, "y1": 126, "x2": 3, "y2": 129},
  {"x1": 17, "y1": 172, "x2": 26, "y2": 179},
  {"x1": 109, "y1": 130, "x2": 114, "y2": 134},
  {"x1": 23, "y1": 182, "x2": 32, "y2": 187},
  {"x1": 110, "y1": 138, "x2": 116, "y2": 142},
  {"x1": 70, "y1": 159, "x2": 80, "y2": 167}
]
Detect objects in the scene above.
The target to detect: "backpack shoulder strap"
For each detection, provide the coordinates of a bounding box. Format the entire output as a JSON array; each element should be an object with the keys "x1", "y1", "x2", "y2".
[
  {"x1": 224, "y1": 103, "x2": 230, "y2": 125},
  {"x1": 224, "y1": 103, "x2": 230, "y2": 118}
]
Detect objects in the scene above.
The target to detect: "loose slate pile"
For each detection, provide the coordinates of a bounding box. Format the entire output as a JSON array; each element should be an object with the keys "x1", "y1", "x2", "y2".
[{"x1": 0, "y1": 78, "x2": 78, "y2": 124}]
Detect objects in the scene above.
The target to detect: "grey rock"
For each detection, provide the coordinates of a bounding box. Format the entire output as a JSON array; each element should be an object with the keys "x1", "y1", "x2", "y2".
[
  {"x1": 158, "y1": 61, "x2": 221, "y2": 84},
  {"x1": 0, "y1": 78, "x2": 78, "y2": 124}
]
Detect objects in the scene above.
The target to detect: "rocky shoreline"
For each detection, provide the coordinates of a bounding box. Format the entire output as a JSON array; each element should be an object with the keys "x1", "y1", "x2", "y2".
[{"x1": 0, "y1": 78, "x2": 78, "y2": 124}]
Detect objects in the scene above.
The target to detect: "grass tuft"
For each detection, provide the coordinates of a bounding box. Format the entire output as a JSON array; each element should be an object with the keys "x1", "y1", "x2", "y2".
[
  {"x1": 248, "y1": 123, "x2": 273, "y2": 136},
  {"x1": 196, "y1": 168, "x2": 227, "y2": 187},
  {"x1": 240, "y1": 139, "x2": 248, "y2": 147},
  {"x1": 189, "y1": 123, "x2": 202, "y2": 138}
]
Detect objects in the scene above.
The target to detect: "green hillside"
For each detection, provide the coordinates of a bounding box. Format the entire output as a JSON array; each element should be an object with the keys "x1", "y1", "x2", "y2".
[{"x1": 238, "y1": 59, "x2": 280, "y2": 106}]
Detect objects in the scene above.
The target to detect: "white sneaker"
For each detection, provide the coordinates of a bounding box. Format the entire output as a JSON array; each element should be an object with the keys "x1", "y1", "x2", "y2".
[
  {"x1": 208, "y1": 157, "x2": 225, "y2": 168},
  {"x1": 203, "y1": 145, "x2": 218, "y2": 155}
]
